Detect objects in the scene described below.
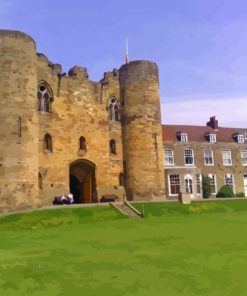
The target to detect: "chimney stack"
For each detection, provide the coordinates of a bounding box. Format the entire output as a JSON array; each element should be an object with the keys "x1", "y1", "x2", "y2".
[{"x1": 207, "y1": 116, "x2": 218, "y2": 130}]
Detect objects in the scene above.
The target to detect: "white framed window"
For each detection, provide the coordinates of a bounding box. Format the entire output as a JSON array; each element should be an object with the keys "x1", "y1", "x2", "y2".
[
  {"x1": 184, "y1": 149, "x2": 194, "y2": 165},
  {"x1": 204, "y1": 149, "x2": 214, "y2": 165},
  {"x1": 224, "y1": 174, "x2": 235, "y2": 192},
  {"x1": 185, "y1": 174, "x2": 193, "y2": 194},
  {"x1": 181, "y1": 133, "x2": 188, "y2": 142},
  {"x1": 208, "y1": 174, "x2": 217, "y2": 194},
  {"x1": 237, "y1": 135, "x2": 244, "y2": 143},
  {"x1": 241, "y1": 149, "x2": 247, "y2": 166},
  {"x1": 222, "y1": 149, "x2": 232, "y2": 166},
  {"x1": 209, "y1": 134, "x2": 216, "y2": 143},
  {"x1": 164, "y1": 149, "x2": 174, "y2": 165},
  {"x1": 196, "y1": 174, "x2": 202, "y2": 194},
  {"x1": 168, "y1": 174, "x2": 180, "y2": 195}
]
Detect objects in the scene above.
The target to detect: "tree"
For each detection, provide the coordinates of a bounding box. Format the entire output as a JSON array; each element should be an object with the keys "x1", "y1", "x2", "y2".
[{"x1": 202, "y1": 175, "x2": 211, "y2": 198}]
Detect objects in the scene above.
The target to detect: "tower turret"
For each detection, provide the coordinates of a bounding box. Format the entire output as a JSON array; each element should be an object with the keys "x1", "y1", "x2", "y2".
[
  {"x1": 0, "y1": 30, "x2": 39, "y2": 213},
  {"x1": 119, "y1": 61, "x2": 165, "y2": 201}
]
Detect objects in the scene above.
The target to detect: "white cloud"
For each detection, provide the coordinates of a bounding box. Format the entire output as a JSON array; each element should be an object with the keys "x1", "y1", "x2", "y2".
[{"x1": 161, "y1": 97, "x2": 247, "y2": 128}]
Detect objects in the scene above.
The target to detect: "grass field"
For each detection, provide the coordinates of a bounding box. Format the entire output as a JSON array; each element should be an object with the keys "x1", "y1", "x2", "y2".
[{"x1": 1, "y1": 200, "x2": 247, "y2": 295}]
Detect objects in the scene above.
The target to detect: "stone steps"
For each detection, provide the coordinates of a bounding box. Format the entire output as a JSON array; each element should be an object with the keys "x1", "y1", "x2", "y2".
[{"x1": 112, "y1": 202, "x2": 142, "y2": 218}]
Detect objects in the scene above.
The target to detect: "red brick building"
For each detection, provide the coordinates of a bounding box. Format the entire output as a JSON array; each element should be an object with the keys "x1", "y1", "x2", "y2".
[{"x1": 163, "y1": 116, "x2": 247, "y2": 199}]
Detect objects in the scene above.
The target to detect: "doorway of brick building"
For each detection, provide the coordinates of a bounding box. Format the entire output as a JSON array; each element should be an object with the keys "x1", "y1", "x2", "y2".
[
  {"x1": 243, "y1": 174, "x2": 247, "y2": 197},
  {"x1": 69, "y1": 159, "x2": 97, "y2": 203},
  {"x1": 184, "y1": 174, "x2": 193, "y2": 197}
]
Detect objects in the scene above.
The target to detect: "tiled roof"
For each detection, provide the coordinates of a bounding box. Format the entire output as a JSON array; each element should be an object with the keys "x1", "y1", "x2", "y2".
[{"x1": 162, "y1": 124, "x2": 247, "y2": 143}]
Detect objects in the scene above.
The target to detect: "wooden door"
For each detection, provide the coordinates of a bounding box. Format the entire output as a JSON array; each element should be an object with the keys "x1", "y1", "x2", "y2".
[{"x1": 83, "y1": 173, "x2": 91, "y2": 203}]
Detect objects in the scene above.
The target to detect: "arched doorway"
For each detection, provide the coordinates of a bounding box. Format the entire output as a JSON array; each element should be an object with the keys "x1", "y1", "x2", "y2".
[
  {"x1": 69, "y1": 159, "x2": 97, "y2": 203},
  {"x1": 184, "y1": 174, "x2": 193, "y2": 194}
]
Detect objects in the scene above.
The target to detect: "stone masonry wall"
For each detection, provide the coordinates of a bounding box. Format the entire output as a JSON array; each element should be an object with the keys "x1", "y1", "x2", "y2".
[
  {"x1": 120, "y1": 61, "x2": 165, "y2": 201},
  {"x1": 0, "y1": 31, "x2": 39, "y2": 213},
  {"x1": 0, "y1": 30, "x2": 166, "y2": 212},
  {"x1": 37, "y1": 56, "x2": 123, "y2": 205}
]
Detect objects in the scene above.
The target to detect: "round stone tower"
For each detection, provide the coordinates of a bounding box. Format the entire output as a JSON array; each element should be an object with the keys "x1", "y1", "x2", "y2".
[
  {"x1": 119, "y1": 61, "x2": 165, "y2": 201},
  {"x1": 0, "y1": 30, "x2": 39, "y2": 213}
]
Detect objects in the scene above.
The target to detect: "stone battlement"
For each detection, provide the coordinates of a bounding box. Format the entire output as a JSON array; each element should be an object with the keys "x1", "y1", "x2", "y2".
[{"x1": 0, "y1": 29, "x2": 165, "y2": 213}]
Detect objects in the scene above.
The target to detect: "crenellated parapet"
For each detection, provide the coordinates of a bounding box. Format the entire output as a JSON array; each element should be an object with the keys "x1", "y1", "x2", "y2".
[
  {"x1": 0, "y1": 29, "x2": 165, "y2": 213},
  {"x1": 68, "y1": 66, "x2": 88, "y2": 79}
]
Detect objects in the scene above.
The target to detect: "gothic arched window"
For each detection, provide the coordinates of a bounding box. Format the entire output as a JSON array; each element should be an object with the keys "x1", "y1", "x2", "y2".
[
  {"x1": 79, "y1": 136, "x2": 86, "y2": 151},
  {"x1": 107, "y1": 97, "x2": 120, "y2": 121},
  {"x1": 110, "y1": 139, "x2": 116, "y2": 154},
  {"x1": 44, "y1": 133, "x2": 52, "y2": 152},
  {"x1": 37, "y1": 83, "x2": 53, "y2": 113}
]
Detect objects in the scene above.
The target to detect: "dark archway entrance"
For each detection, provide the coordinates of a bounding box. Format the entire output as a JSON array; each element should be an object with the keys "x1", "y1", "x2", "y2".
[{"x1": 69, "y1": 159, "x2": 97, "y2": 203}]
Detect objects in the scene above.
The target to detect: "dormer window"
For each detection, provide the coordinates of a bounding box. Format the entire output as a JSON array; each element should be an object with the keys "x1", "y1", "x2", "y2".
[
  {"x1": 177, "y1": 132, "x2": 188, "y2": 142},
  {"x1": 209, "y1": 134, "x2": 216, "y2": 143},
  {"x1": 205, "y1": 132, "x2": 216, "y2": 143},
  {"x1": 233, "y1": 134, "x2": 244, "y2": 144}
]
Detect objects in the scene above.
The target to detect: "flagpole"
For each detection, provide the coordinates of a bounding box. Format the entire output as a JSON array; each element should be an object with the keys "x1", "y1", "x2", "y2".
[{"x1": 125, "y1": 36, "x2": 129, "y2": 64}]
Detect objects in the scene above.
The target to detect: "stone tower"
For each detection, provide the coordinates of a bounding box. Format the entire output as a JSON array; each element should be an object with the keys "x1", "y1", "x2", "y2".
[
  {"x1": 119, "y1": 61, "x2": 165, "y2": 201},
  {"x1": 0, "y1": 30, "x2": 39, "y2": 213}
]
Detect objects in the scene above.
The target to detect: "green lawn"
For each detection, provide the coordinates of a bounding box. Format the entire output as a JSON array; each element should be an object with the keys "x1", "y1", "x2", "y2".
[{"x1": 1, "y1": 200, "x2": 247, "y2": 296}]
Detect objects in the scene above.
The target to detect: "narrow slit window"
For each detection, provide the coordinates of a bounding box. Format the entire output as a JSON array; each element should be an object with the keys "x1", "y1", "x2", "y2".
[
  {"x1": 110, "y1": 139, "x2": 116, "y2": 154},
  {"x1": 79, "y1": 136, "x2": 86, "y2": 151},
  {"x1": 44, "y1": 133, "x2": 52, "y2": 152}
]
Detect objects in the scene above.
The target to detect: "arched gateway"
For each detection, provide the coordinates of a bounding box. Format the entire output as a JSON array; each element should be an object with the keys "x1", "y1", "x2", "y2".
[{"x1": 69, "y1": 159, "x2": 97, "y2": 203}]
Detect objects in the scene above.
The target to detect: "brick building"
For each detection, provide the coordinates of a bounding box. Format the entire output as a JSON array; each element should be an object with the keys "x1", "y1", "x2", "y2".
[
  {"x1": 0, "y1": 29, "x2": 246, "y2": 214},
  {"x1": 163, "y1": 116, "x2": 247, "y2": 199}
]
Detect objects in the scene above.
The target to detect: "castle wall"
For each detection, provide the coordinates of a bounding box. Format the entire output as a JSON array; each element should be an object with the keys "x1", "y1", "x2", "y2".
[
  {"x1": 119, "y1": 61, "x2": 165, "y2": 201},
  {"x1": 0, "y1": 30, "x2": 166, "y2": 212},
  {"x1": 37, "y1": 59, "x2": 123, "y2": 205},
  {"x1": 0, "y1": 31, "x2": 39, "y2": 213}
]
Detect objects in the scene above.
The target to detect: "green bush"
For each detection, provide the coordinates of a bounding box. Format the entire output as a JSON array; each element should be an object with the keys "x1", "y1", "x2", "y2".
[
  {"x1": 216, "y1": 185, "x2": 235, "y2": 198},
  {"x1": 202, "y1": 175, "x2": 211, "y2": 198},
  {"x1": 235, "y1": 192, "x2": 245, "y2": 198}
]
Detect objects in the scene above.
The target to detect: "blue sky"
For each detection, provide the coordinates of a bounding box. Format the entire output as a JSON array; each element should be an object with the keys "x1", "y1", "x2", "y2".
[{"x1": 1, "y1": 0, "x2": 247, "y2": 127}]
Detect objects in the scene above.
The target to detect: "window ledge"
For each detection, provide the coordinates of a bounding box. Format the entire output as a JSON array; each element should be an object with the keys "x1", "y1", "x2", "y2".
[
  {"x1": 44, "y1": 149, "x2": 53, "y2": 154},
  {"x1": 38, "y1": 111, "x2": 52, "y2": 115},
  {"x1": 77, "y1": 149, "x2": 86, "y2": 157}
]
